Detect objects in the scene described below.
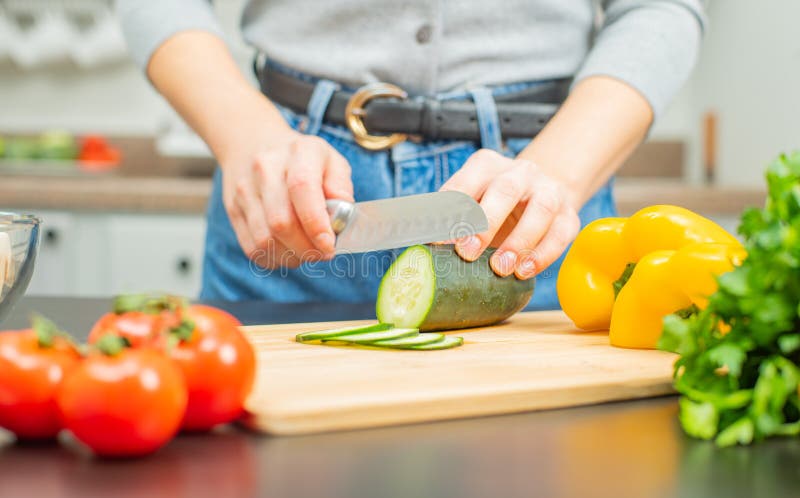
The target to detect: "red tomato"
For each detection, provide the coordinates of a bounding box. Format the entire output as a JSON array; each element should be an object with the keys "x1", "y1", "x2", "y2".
[
  {"x1": 190, "y1": 305, "x2": 242, "y2": 329},
  {"x1": 88, "y1": 311, "x2": 177, "y2": 347},
  {"x1": 170, "y1": 306, "x2": 255, "y2": 431},
  {"x1": 0, "y1": 329, "x2": 80, "y2": 440},
  {"x1": 57, "y1": 347, "x2": 187, "y2": 457}
]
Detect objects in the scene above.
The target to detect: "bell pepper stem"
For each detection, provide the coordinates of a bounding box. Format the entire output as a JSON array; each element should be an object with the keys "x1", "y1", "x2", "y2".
[
  {"x1": 612, "y1": 262, "x2": 637, "y2": 298},
  {"x1": 674, "y1": 304, "x2": 701, "y2": 319}
]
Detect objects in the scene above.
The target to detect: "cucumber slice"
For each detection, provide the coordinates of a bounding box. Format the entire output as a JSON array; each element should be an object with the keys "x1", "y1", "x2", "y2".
[
  {"x1": 370, "y1": 333, "x2": 444, "y2": 349},
  {"x1": 375, "y1": 245, "x2": 435, "y2": 330},
  {"x1": 408, "y1": 336, "x2": 464, "y2": 350},
  {"x1": 321, "y1": 328, "x2": 418, "y2": 344},
  {"x1": 376, "y1": 245, "x2": 534, "y2": 331},
  {"x1": 296, "y1": 323, "x2": 392, "y2": 342}
]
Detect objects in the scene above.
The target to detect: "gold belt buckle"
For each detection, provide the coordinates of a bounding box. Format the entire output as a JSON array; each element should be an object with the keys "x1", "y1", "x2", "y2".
[{"x1": 345, "y1": 83, "x2": 408, "y2": 151}]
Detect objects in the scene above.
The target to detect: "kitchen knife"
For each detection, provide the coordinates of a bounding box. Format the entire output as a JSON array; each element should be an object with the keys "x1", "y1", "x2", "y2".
[{"x1": 326, "y1": 191, "x2": 488, "y2": 254}]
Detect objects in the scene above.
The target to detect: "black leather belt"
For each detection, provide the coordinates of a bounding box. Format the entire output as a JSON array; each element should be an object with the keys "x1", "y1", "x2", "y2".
[{"x1": 257, "y1": 63, "x2": 570, "y2": 151}]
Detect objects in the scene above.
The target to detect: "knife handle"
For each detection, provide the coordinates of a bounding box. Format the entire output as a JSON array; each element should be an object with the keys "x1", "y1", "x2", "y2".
[{"x1": 326, "y1": 199, "x2": 355, "y2": 235}]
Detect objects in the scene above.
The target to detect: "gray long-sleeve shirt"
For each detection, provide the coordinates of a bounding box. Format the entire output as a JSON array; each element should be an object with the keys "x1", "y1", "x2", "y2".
[{"x1": 116, "y1": 0, "x2": 705, "y2": 118}]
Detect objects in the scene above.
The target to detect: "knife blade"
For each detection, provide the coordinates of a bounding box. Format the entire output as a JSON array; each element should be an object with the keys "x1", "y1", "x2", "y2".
[{"x1": 326, "y1": 191, "x2": 488, "y2": 254}]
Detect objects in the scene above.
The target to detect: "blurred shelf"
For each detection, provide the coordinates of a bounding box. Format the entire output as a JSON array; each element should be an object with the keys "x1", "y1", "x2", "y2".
[
  {"x1": 0, "y1": 159, "x2": 115, "y2": 177},
  {"x1": 0, "y1": 175, "x2": 211, "y2": 214},
  {"x1": 0, "y1": 134, "x2": 765, "y2": 216},
  {"x1": 0, "y1": 172, "x2": 766, "y2": 217},
  {"x1": 614, "y1": 179, "x2": 765, "y2": 216}
]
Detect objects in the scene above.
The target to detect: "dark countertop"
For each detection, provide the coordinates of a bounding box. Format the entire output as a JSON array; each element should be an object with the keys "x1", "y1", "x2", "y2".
[{"x1": 2, "y1": 297, "x2": 799, "y2": 498}]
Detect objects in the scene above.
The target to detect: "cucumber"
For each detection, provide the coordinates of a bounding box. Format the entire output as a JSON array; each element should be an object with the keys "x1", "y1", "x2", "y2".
[
  {"x1": 370, "y1": 333, "x2": 445, "y2": 349},
  {"x1": 376, "y1": 245, "x2": 534, "y2": 331},
  {"x1": 408, "y1": 336, "x2": 464, "y2": 350},
  {"x1": 321, "y1": 328, "x2": 418, "y2": 344},
  {"x1": 296, "y1": 323, "x2": 464, "y2": 351},
  {"x1": 296, "y1": 323, "x2": 392, "y2": 342}
]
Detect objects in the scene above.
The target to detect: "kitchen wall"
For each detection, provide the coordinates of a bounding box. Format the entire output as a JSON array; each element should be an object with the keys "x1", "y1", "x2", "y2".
[
  {"x1": 0, "y1": 0, "x2": 253, "y2": 135},
  {"x1": 656, "y1": 0, "x2": 800, "y2": 186},
  {"x1": 0, "y1": 0, "x2": 798, "y2": 185},
  {"x1": 691, "y1": 0, "x2": 800, "y2": 186}
]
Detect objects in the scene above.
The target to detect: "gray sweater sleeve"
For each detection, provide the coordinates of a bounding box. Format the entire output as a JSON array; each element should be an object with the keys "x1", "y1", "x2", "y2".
[
  {"x1": 573, "y1": 0, "x2": 707, "y2": 118},
  {"x1": 115, "y1": 0, "x2": 224, "y2": 69}
]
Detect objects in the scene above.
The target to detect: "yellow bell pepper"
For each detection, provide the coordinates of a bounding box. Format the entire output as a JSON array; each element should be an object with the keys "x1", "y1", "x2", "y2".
[
  {"x1": 610, "y1": 243, "x2": 745, "y2": 348},
  {"x1": 557, "y1": 205, "x2": 745, "y2": 349}
]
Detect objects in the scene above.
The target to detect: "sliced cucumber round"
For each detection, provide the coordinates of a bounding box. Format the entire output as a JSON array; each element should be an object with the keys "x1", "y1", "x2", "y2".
[
  {"x1": 370, "y1": 333, "x2": 444, "y2": 349},
  {"x1": 376, "y1": 245, "x2": 534, "y2": 331},
  {"x1": 408, "y1": 336, "x2": 464, "y2": 350},
  {"x1": 321, "y1": 327, "x2": 418, "y2": 344},
  {"x1": 376, "y1": 245, "x2": 435, "y2": 330},
  {"x1": 296, "y1": 323, "x2": 392, "y2": 342}
]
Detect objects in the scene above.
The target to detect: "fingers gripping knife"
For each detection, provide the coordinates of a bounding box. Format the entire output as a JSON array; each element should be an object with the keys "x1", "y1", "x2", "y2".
[{"x1": 325, "y1": 191, "x2": 489, "y2": 254}]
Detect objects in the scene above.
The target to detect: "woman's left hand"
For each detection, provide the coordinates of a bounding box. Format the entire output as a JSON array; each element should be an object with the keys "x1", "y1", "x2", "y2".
[{"x1": 440, "y1": 148, "x2": 581, "y2": 280}]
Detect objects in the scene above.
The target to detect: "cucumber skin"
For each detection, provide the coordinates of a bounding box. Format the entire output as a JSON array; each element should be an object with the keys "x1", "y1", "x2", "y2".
[{"x1": 379, "y1": 245, "x2": 535, "y2": 332}]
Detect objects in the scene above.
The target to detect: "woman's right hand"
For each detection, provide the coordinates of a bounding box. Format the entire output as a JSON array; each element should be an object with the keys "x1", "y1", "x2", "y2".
[
  {"x1": 144, "y1": 31, "x2": 354, "y2": 269},
  {"x1": 221, "y1": 130, "x2": 354, "y2": 269}
]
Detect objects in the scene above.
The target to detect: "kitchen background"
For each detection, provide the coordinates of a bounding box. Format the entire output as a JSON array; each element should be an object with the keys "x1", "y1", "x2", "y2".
[{"x1": 0, "y1": 0, "x2": 797, "y2": 297}]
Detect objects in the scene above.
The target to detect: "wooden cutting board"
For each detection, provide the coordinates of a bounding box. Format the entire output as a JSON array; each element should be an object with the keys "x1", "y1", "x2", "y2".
[{"x1": 241, "y1": 311, "x2": 676, "y2": 435}]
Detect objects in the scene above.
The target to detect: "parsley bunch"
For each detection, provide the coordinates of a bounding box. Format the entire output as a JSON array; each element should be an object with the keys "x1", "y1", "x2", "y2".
[{"x1": 658, "y1": 151, "x2": 800, "y2": 447}]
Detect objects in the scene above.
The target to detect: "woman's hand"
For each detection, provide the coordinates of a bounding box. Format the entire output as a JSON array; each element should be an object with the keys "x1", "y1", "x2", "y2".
[
  {"x1": 440, "y1": 149, "x2": 581, "y2": 280},
  {"x1": 442, "y1": 76, "x2": 655, "y2": 280},
  {"x1": 145, "y1": 31, "x2": 355, "y2": 269},
  {"x1": 221, "y1": 130, "x2": 354, "y2": 269}
]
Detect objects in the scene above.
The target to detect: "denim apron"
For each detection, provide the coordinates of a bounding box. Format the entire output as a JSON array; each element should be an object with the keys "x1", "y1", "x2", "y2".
[{"x1": 200, "y1": 65, "x2": 617, "y2": 310}]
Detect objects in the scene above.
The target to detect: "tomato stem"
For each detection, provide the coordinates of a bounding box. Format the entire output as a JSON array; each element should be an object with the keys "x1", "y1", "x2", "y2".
[
  {"x1": 32, "y1": 314, "x2": 59, "y2": 348},
  {"x1": 112, "y1": 293, "x2": 188, "y2": 315},
  {"x1": 170, "y1": 319, "x2": 196, "y2": 343},
  {"x1": 31, "y1": 313, "x2": 79, "y2": 350},
  {"x1": 95, "y1": 334, "x2": 130, "y2": 356}
]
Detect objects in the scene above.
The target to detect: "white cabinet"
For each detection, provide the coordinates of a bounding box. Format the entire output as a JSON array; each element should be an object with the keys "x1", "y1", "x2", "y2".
[
  {"x1": 107, "y1": 214, "x2": 206, "y2": 297},
  {"x1": 13, "y1": 209, "x2": 206, "y2": 297},
  {"x1": 25, "y1": 210, "x2": 76, "y2": 296}
]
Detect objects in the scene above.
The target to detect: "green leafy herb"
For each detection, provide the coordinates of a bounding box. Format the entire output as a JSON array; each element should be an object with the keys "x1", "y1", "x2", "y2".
[{"x1": 658, "y1": 151, "x2": 800, "y2": 446}]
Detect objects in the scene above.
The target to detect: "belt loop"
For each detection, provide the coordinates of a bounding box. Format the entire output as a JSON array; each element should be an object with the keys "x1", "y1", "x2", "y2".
[
  {"x1": 468, "y1": 87, "x2": 503, "y2": 152},
  {"x1": 420, "y1": 99, "x2": 442, "y2": 141},
  {"x1": 253, "y1": 52, "x2": 266, "y2": 80},
  {"x1": 305, "y1": 79, "x2": 339, "y2": 136}
]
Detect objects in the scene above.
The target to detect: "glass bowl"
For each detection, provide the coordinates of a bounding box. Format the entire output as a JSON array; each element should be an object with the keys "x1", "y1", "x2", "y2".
[{"x1": 0, "y1": 213, "x2": 41, "y2": 324}]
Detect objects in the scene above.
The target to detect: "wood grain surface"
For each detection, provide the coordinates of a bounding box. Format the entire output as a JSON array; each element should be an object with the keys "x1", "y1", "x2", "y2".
[{"x1": 241, "y1": 311, "x2": 677, "y2": 435}]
